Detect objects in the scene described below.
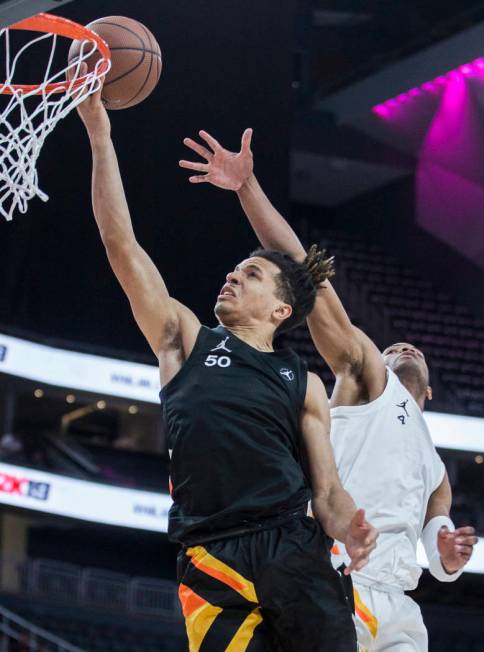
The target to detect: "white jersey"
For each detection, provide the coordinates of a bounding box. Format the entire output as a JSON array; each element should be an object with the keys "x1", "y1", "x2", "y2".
[{"x1": 331, "y1": 368, "x2": 445, "y2": 591}]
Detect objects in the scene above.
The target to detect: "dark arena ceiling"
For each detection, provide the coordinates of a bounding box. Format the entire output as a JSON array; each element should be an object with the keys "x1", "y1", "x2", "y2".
[{"x1": 297, "y1": 0, "x2": 484, "y2": 99}]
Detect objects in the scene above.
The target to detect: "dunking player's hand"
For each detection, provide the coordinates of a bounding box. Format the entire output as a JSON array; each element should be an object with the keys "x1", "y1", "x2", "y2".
[
  {"x1": 179, "y1": 129, "x2": 253, "y2": 190},
  {"x1": 438, "y1": 525, "x2": 477, "y2": 573},
  {"x1": 344, "y1": 509, "x2": 378, "y2": 575},
  {"x1": 68, "y1": 62, "x2": 110, "y2": 139}
]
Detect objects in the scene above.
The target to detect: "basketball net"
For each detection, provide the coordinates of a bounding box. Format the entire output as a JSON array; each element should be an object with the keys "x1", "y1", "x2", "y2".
[{"x1": 0, "y1": 14, "x2": 111, "y2": 221}]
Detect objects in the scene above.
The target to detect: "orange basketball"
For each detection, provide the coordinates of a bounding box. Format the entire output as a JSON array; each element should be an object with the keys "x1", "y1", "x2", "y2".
[{"x1": 68, "y1": 16, "x2": 162, "y2": 110}]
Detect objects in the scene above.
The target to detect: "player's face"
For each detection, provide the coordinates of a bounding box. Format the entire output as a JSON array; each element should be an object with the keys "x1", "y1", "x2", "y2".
[
  {"x1": 382, "y1": 342, "x2": 429, "y2": 382},
  {"x1": 214, "y1": 256, "x2": 291, "y2": 328}
]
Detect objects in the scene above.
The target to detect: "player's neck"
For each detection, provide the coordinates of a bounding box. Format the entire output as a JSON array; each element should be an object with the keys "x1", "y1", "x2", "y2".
[
  {"x1": 396, "y1": 370, "x2": 426, "y2": 411},
  {"x1": 224, "y1": 324, "x2": 274, "y2": 352}
]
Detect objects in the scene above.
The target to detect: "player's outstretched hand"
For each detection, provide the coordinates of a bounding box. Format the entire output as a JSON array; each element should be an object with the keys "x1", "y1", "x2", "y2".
[
  {"x1": 179, "y1": 129, "x2": 253, "y2": 191},
  {"x1": 344, "y1": 509, "x2": 378, "y2": 576},
  {"x1": 68, "y1": 62, "x2": 110, "y2": 139},
  {"x1": 438, "y1": 525, "x2": 477, "y2": 573}
]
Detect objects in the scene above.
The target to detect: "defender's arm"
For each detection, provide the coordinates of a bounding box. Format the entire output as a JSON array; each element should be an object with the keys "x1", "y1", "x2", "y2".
[
  {"x1": 238, "y1": 174, "x2": 386, "y2": 402},
  {"x1": 423, "y1": 473, "x2": 477, "y2": 577},
  {"x1": 180, "y1": 131, "x2": 386, "y2": 402}
]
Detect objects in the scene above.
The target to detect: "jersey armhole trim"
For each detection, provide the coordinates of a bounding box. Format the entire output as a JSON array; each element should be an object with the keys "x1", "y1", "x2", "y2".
[
  {"x1": 330, "y1": 367, "x2": 395, "y2": 418},
  {"x1": 298, "y1": 365, "x2": 309, "y2": 415}
]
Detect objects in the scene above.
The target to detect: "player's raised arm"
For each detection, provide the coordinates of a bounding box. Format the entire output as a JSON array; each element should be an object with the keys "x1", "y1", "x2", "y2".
[
  {"x1": 301, "y1": 372, "x2": 378, "y2": 573},
  {"x1": 77, "y1": 79, "x2": 200, "y2": 370},
  {"x1": 180, "y1": 130, "x2": 386, "y2": 403},
  {"x1": 180, "y1": 129, "x2": 306, "y2": 260}
]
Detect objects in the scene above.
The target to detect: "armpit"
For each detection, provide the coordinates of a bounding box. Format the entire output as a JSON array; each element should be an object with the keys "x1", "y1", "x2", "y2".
[{"x1": 161, "y1": 317, "x2": 183, "y2": 352}]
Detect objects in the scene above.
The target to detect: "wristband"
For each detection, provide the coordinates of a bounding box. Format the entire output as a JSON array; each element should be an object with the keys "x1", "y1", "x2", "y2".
[{"x1": 421, "y1": 516, "x2": 464, "y2": 582}]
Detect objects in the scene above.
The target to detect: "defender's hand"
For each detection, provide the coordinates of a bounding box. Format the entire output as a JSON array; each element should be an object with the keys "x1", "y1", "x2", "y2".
[
  {"x1": 344, "y1": 509, "x2": 378, "y2": 575},
  {"x1": 179, "y1": 129, "x2": 253, "y2": 191},
  {"x1": 69, "y1": 62, "x2": 110, "y2": 139},
  {"x1": 438, "y1": 526, "x2": 477, "y2": 574}
]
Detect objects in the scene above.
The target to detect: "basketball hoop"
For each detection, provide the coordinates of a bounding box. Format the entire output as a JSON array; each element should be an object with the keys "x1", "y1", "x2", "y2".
[{"x1": 0, "y1": 13, "x2": 111, "y2": 221}]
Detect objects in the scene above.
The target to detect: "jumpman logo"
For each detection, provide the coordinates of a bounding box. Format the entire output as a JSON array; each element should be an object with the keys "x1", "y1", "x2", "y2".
[
  {"x1": 396, "y1": 400, "x2": 409, "y2": 417},
  {"x1": 211, "y1": 337, "x2": 232, "y2": 353},
  {"x1": 280, "y1": 368, "x2": 295, "y2": 381},
  {"x1": 396, "y1": 399, "x2": 409, "y2": 425}
]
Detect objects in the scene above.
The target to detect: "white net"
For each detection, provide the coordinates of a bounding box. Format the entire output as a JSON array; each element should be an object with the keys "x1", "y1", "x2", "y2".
[{"x1": 0, "y1": 24, "x2": 110, "y2": 221}]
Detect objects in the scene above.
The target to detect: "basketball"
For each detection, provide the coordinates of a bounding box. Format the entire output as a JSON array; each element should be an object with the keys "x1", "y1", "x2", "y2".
[{"x1": 68, "y1": 16, "x2": 162, "y2": 110}]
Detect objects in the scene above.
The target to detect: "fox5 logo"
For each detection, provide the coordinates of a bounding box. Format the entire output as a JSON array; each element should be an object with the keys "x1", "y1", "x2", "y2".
[{"x1": 0, "y1": 472, "x2": 50, "y2": 501}]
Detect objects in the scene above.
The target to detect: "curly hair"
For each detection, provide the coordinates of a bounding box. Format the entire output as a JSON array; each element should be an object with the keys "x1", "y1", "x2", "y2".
[{"x1": 250, "y1": 245, "x2": 335, "y2": 334}]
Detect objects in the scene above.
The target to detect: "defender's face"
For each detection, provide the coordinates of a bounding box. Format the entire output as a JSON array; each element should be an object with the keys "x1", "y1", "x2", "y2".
[
  {"x1": 383, "y1": 342, "x2": 429, "y2": 382},
  {"x1": 214, "y1": 256, "x2": 289, "y2": 327}
]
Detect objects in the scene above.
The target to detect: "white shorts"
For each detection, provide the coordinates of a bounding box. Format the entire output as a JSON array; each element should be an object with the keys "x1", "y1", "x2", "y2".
[{"x1": 353, "y1": 582, "x2": 428, "y2": 652}]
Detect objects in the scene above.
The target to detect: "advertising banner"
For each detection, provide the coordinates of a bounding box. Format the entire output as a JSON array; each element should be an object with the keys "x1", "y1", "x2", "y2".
[
  {"x1": 0, "y1": 333, "x2": 160, "y2": 403},
  {"x1": 0, "y1": 462, "x2": 171, "y2": 532}
]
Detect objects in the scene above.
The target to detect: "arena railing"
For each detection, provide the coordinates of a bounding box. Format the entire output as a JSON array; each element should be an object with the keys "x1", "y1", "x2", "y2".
[
  {"x1": 0, "y1": 604, "x2": 86, "y2": 652},
  {"x1": 0, "y1": 556, "x2": 182, "y2": 622}
]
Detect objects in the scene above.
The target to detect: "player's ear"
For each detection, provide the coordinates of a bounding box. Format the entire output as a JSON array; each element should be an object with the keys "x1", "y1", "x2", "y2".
[
  {"x1": 273, "y1": 302, "x2": 292, "y2": 326},
  {"x1": 426, "y1": 386, "x2": 433, "y2": 401}
]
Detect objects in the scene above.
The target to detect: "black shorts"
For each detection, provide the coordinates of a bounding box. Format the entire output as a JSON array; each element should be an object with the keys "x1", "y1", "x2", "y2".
[{"x1": 177, "y1": 515, "x2": 357, "y2": 652}]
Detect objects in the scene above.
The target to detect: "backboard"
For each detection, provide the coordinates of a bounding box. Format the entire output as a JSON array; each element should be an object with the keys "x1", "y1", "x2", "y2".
[{"x1": 0, "y1": 0, "x2": 76, "y2": 28}]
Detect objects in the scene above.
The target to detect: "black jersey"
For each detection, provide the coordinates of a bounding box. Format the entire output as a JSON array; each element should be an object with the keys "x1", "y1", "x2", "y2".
[{"x1": 160, "y1": 325, "x2": 311, "y2": 544}]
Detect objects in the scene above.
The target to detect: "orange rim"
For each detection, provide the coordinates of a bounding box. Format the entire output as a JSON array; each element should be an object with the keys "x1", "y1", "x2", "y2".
[{"x1": 0, "y1": 12, "x2": 111, "y2": 95}]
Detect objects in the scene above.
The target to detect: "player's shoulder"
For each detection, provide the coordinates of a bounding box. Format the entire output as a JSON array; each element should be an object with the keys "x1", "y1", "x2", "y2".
[
  {"x1": 305, "y1": 371, "x2": 329, "y2": 407},
  {"x1": 307, "y1": 370, "x2": 325, "y2": 388}
]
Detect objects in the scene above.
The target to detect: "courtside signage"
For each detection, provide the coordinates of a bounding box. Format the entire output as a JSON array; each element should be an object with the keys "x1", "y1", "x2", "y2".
[
  {"x1": 0, "y1": 462, "x2": 171, "y2": 532},
  {"x1": 0, "y1": 333, "x2": 160, "y2": 402},
  {"x1": 423, "y1": 412, "x2": 484, "y2": 453},
  {"x1": 0, "y1": 332, "x2": 482, "y2": 451},
  {"x1": 1, "y1": 462, "x2": 483, "y2": 573},
  {"x1": 417, "y1": 539, "x2": 484, "y2": 575}
]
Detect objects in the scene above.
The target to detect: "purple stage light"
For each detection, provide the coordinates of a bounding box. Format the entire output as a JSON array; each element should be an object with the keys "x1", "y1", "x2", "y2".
[
  {"x1": 373, "y1": 105, "x2": 390, "y2": 117},
  {"x1": 416, "y1": 73, "x2": 484, "y2": 269},
  {"x1": 373, "y1": 56, "x2": 484, "y2": 114}
]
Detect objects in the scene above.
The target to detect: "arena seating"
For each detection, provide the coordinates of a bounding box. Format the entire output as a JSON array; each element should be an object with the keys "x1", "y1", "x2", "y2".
[
  {"x1": 0, "y1": 590, "x2": 186, "y2": 652},
  {"x1": 281, "y1": 229, "x2": 484, "y2": 418},
  {"x1": 0, "y1": 435, "x2": 170, "y2": 493},
  {"x1": 422, "y1": 602, "x2": 484, "y2": 652},
  {"x1": 32, "y1": 617, "x2": 181, "y2": 652},
  {"x1": 12, "y1": 613, "x2": 183, "y2": 652}
]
